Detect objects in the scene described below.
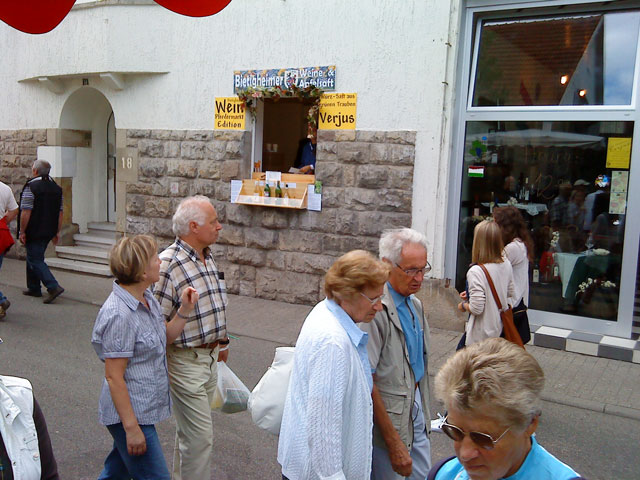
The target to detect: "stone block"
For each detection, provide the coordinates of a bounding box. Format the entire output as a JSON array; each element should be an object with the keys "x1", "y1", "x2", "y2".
[
  {"x1": 316, "y1": 162, "x2": 355, "y2": 187},
  {"x1": 151, "y1": 217, "x2": 174, "y2": 237},
  {"x1": 125, "y1": 194, "x2": 146, "y2": 215},
  {"x1": 239, "y1": 280, "x2": 256, "y2": 297},
  {"x1": 284, "y1": 252, "x2": 335, "y2": 275},
  {"x1": 344, "y1": 188, "x2": 412, "y2": 212},
  {"x1": 226, "y1": 203, "x2": 257, "y2": 227},
  {"x1": 226, "y1": 246, "x2": 266, "y2": 267},
  {"x1": 181, "y1": 141, "x2": 207, "y2": 160},
  {"x1": 357, "y1": 211, "x2": 412, "y2": 237},
  {"x1": 217, "y1": 224, "x2": 244, "y2": 246},
  {"x1": 386, "y1": 131, "x2": 416, "y2": 145},
  {"x1": 199, "y1": 160, "x2": 222, "y2": 180},
  {"x1": 11, "y1": 170, "x2": 30, "y2": 185},
  {"x1": 278, "y1": 230, "x2": 323, "y2": 253},
  {"x1": 318, "y1": 187, "x2": 344, "y2": 208},
  {"x1": 334, "y1": 210, "x2": 358, "y2": 235},
  {"x1": 336, "y1": 142, "x2": 370, "y2": 164},
  {"x1": 126, "y1": 137, "x2": 139, "y2": 148},
  {"x1": 317, "y1": 131, "x2": 335, "y2": 142},
  {"x1": 341, "y1": 235, "x2": 379, "y2": 254},
  {"x1": 19, "y1": 155, "x2": 36, "y2": 168},
  {"x1": 238, "y1": 265, "x2": 256, "y2": 281},
  {"x1": 128, "y1": 130, "x2": 150, "y2": 139},
  {"x1": 322, "y1": 234, "x2": 343, "y2": 255},
  {"x1": 216, "y1": 260, "x2": 239, "y2": 293},
  {"x1": 167, "y1": 159, "x2": 198, "y2": 178},
  {"x1": 2, "y1": 143, "x2": 15, "y2": 155},
  {"x1": 389, "y1": 144, "x2": 415, "y2": 165},
  {"x1": 18, "y1": 130, "x2": 33, "y2": 141},
  {"x1": 138, "y1": 139, "x2": 164, "y2": 157},
  {"x1": 215, "y1": 181, "x2": 230, "y2": 202},
  {"x1": 205, "y1": 142, "x2": 227, "y2": 161},
  {"x1": 288, "y1": 209, "x2": 337, "y2": 233},
  {"x1": 210, "y1": 244, "x2": 227, "y2": 259},
  {"x1": 354, "y1": 164, "x2": 389, "y2": 189},
  {"x1": 214, "y1": 131, "x2": 245, "y2": 141},
  {"x1": 185, "y1": 130, "x2": 214, "y2": 141},
  {"x1": 335, "y1": 131, "x2": 356, "y2": 142},
  {"x1": 144, "y1": 197, "x2": 172, "y2": 218},
  {"x1": 126, "y1": 216, "x2": 152, "y2": 235},
  {"x1": 245, "y1": 228, "x2": 278, "y2": 249},
  {"x1": 225, "y1": 141, "x2": 243, "y2": 159},
  {"x1": 255, "y1": 269, "x2": 320, "y2": 305},
  {"x1": 387, "y1": 166, "x2": 414, "y2": 189},
  {"x1": 139, "y1": 158, "x2": 166, "y2": 178},
  {"x1": 317, "y1": 141, "x2": 337, "y2": 155},
  {"x1": 356, "y1": 131, "x2": 386, "y2": 143},
  {"x1": 212, "y1": 201, "x2": 226, "y2": 223},
  {"x1": 259, "y1": 210, "x2": 289, "y2": 230},
  {"x1": 150, "y1": 130, "x2": 172, "y2": 140},
  {"x1": 221, "y1": 161, "x2": 240, "y2": 181},
  {"x1": 169, "y1": 131, "x2": 186, "y2": 141},
  {"x1": 266, "y1": 250, "x2": 285, "y2": 270},
  {"x1": 369, "y1": 144, "x2": 390, "y2": 164},
  {"x1": 34, "y1": 130, "x2": 48, "y2": 143},
  {"x1": 2, "y1": 155, "x2": 20, "y2": 167},
  {"x1": 190, "y1": 179, "x2": 216, "y2": 197},
  {"x1": 164, "y1": 141, "x2": 181, "y2": 158},
  {"x1": 16, "y1": 144, "x2": 37, "y2": 156},
  {"x1": 315, "y1": 150, "x2": 337, "y2": 162}
]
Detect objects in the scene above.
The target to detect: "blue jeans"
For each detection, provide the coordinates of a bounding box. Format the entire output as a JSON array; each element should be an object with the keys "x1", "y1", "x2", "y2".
[
  {"x1": 25, "y1": 239, "x2": 58, "y2": 292},
  {"x1": 98, "y1": 423, "x2": 170, "y2": 480},
  {"x1": 0, "y1": 254, "x2": 6, "y2": 303}
]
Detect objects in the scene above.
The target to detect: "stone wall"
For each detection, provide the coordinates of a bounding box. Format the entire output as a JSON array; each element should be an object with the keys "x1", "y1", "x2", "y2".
[{"x1": 124, "y1": 129, "x2": 416, "y2": 304}]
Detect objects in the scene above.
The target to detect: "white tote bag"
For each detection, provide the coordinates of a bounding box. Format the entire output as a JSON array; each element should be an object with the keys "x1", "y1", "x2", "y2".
[{"x1": 248, "y1": 346, "x2": 294, "y2": 436}]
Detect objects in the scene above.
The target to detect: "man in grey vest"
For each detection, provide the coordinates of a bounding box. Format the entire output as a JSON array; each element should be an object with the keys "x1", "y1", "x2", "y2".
[{"x1": 360, "y1": 228, "x2": 431, "y2": 479}]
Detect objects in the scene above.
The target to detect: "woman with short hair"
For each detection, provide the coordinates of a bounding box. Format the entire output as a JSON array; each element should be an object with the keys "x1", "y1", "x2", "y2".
[
  {"x1": 458, "y1": 220, "x2": 515, "y2": 347},
  {"x1": 429, "y1": 338, "x2": 583, "y2": 480},
  {"x1": 92, "y1": 235, "x2": 198, "y2": 479},
  {"x1": 278, "y1": 250, "x2": 391, "y2": 480}
]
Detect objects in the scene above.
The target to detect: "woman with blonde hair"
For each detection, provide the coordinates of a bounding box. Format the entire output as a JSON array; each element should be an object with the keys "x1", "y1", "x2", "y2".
[
  {"x1": 428, "y1": 338, "x2": 583, "y2": 479},
  {"x1": 92, "y1": 235, "x2": 198, "y2": 479},
  {"x1": 457, "y1": 220, "x2": 515, "y2": 347},
  {"x1": 278, "y1": 250, "x2": 391, "y2": 480}
]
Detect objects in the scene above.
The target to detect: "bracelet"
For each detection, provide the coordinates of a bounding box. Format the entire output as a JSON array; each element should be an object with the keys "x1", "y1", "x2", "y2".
[
  {"x1": 219, "y1": 338, "x2": 230, "y2": 346},
  {"x1": 175, "y1": 310, "x2": 189, "y2": 320},
  {"x1": 219, "y1": 345, "x2": 229, "y2": 352}
]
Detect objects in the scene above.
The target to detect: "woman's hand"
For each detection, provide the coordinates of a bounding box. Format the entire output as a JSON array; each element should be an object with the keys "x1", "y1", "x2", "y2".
[
  {"x1": 459, "y1": 291, "x2": 468, "y2": 301},
  {"x1": 179, "y1": 287, "x2": 199, "y2": 315},
  {"x1": 458, "y1": 301, "x2": 468, "y2": 313},
  {"x1": 125, "y1": 424, "x2": 147, "y2": 456}
]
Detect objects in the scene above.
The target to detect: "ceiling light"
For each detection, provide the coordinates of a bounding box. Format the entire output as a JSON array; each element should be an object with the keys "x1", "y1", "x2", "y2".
[
  {"x1": 560, "y1": 75, "x2": 569, "y2": 85},
  {"x1": 578, "y1": 89, "x2": 587, "y2": 97}
]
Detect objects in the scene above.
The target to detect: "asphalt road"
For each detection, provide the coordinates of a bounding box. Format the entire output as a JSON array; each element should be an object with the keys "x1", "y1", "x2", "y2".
[{"x1": 0, "y1": 281, "x2": 638, "y2": 479}]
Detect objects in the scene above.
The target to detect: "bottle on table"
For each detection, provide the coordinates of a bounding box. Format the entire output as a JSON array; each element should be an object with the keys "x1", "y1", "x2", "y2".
[
  {"x1": 264, "y1": 181, "x2": 271, "y2": 198},
  {"x1": 275, "y1": 181, "x2": 283, "y2": 198}
]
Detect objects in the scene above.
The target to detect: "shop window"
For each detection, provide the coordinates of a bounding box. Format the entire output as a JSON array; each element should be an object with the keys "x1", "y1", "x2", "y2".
[
  {"x1": 455, "y1": 120, "x2": 632, "y2": 321},
  {"x1": 260, "y1": 97, "x2": 317, "y2": 173},
  {"x1": 472, "y1": 11, "x2": 640, "y2": 106}
]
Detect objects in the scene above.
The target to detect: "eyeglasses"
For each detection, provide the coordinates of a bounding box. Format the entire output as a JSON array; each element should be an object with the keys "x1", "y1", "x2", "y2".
[
  {"x1": 441, "y1": 416, "x2": 510, "y2": 450},
  {"x1": 360, "y1": 292, "x2": 384, "y2": 306},
  {"x1": 394, "y1": 261, "x2": 432, "y2": 277}
]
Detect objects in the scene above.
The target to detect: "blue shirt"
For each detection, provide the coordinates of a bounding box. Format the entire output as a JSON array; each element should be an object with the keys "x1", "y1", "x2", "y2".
[
  {"x1": 92, "y1": 282, "x2": 171, "y2": 426},
  {"x1": 435, "y1": 435, "x2": 580, "y2": 479},
  {"x1": 325, "y1": 298, "x2": 373, "y2": 391},
  {"x1": 387, "y1": 283, "x2": 424, "y2": 383}
]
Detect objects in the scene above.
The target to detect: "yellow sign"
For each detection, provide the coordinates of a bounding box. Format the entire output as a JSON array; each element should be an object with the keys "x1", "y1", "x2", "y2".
[
  {"x1": 214, "y1": 97, "x2": 245, "y2": 130},
  {"x1": 318, "y1": 93, "x2": 357, "y2": 130},
  {"x1": 606, "y1": 137, "x2": 631, "y2": 169}
]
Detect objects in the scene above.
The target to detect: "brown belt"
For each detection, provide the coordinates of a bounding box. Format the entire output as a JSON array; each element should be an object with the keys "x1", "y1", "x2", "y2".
[{"x1": 192, "y1": 340, "x2": 221, "y2": 350}]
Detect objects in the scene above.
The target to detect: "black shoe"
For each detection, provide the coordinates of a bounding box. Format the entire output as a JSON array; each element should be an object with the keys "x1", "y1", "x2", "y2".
[
  {"x1": 0, "y1": 300, "x2": 10, "y2": 311},
  {"x1": 23, "y1": 289, "x2": 43, "y2": 298},
  {"x1": 43, "y1": 286, "x2": 64, "y2": 304}
]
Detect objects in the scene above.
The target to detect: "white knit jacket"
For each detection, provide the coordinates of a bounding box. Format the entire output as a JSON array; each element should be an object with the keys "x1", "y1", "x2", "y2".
[{"x1": 278, "y1": 300, "x2": 373, "y2": 480}]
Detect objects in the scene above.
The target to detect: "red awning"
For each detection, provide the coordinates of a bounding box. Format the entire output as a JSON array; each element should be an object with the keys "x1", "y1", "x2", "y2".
[{"x1": 0, "y1": 0, "x2": 232, "y2": 34}]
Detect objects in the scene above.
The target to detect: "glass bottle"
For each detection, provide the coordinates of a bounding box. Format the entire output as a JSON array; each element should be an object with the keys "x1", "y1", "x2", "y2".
[
  {"x1": 283, "y1": 183, "x2": 290, "y2": 199},
  {"x1": 275, "y1": 181, "x2": 283, "y2": 198},
  {"x1": 264, "y1": 181, "x2": 271, "y2": 198},
  {"x1": 258, "y1": 181, "x2": 265, "y2": 197}
]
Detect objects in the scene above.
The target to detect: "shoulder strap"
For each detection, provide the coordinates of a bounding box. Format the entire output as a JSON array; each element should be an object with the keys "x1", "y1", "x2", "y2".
[
  {"x1": 427, "y1": 456, "x2": 456, "y2": 480},
  {"x1": 478, "y1": 264, "x2": 503, "y2": 310}
]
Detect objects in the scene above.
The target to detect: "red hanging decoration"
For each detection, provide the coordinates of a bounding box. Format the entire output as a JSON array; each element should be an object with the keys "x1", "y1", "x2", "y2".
[
  {"x1": 152, "y1": 0, "x2": 232, "y2": 17},
  {"x1": 0, "y1": 1, "x2": 76, "y2": 34}
]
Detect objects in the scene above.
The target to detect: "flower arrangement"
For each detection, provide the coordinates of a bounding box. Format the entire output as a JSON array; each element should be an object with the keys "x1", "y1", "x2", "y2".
[
  {"x1": 237, "y1": 84, "x2": 324, "y2": 134},
  {"x1": 576, "y1": 277, "x2": 616, "y2": 303}
]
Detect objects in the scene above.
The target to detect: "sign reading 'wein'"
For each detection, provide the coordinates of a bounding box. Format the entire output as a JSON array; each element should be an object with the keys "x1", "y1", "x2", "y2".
[{"x1": 234, "y1": 65, "x2": 336, "y2": 93}]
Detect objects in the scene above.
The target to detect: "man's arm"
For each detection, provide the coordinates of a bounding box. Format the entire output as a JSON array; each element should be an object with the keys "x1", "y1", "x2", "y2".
[{"x1": 19, "y1": 209, "x2": 31, "y2": 244}]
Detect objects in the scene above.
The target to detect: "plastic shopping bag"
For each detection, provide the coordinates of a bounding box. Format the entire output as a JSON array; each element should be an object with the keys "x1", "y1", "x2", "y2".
[
  {"x1": 248, "y1": 346, "x2": 294, "y2": 435},
  {"x1": 211, "y1": 362, "x2": 250, "y2": 414}
]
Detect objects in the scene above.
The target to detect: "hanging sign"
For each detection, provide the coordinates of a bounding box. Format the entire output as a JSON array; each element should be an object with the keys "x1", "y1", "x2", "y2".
[
  {"x1": 234, "y1": 65, "x2": 336, "y2": 93},
  {"x1": 214, "y1": 97, "x2": 246, "y2": 130},
  {"x1": 318, "y1": 93, "x2": 357, "y2": 130}
]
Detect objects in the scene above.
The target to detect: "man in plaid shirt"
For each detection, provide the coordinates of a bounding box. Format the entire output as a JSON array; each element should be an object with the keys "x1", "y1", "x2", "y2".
[{"x1": 154, "y1": 195, "x2": 229, "y2": 479}]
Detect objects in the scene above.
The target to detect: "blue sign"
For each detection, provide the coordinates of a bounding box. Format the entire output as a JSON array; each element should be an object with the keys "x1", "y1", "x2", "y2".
[{"x1": 234, "y1": 65, "x2": 336, "y2": 93}]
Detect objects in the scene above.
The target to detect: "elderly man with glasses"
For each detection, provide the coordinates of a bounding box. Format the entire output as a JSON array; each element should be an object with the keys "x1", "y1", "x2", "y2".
[{"x1": 360, "y1": 227, "x2": 432, "y2": 480}]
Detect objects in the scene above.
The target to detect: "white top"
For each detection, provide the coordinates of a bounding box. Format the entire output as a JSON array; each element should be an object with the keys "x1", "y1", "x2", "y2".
[
  {"x1": 278, "y1": 300, "x2": 373, "y2": 480},
  {"x1": 0, "y1": 181, "x2": 18, "y2": 219},
  {"x1": 465, "y1": 261, "x2": 515, "y2": 346},
  {"x1": 504, "y1": 239, "x2": 529, "y2": 306}
]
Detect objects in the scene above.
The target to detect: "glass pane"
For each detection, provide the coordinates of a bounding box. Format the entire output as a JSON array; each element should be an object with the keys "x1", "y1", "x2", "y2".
[
  {"x1": 455, "y1": 121, "x2": 633, "y2": 321},
  {"x1": 472, "y1": 11, "x2": 640, "y2": 106}
]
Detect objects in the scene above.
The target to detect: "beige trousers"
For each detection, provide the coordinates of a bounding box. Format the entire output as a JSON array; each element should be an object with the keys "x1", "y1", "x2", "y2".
[{"x1": 167, "y1": 344, "x2": 219, "y2": 480}]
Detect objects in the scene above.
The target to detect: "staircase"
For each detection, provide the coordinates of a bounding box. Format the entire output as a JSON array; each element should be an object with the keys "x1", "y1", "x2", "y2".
[{"x1": 45, "y1": 222, "x2": 116, "y2": 277}]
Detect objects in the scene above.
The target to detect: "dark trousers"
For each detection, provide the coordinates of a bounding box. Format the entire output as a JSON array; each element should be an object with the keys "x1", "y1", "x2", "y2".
[{"x1": 25, "y1": 239, "x2": 59, "y2": 292}]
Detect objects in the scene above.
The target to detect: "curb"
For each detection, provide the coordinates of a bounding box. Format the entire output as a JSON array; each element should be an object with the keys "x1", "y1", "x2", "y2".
[{"x1": 541, "y1": 392, "x2": 640, "y2": 421}]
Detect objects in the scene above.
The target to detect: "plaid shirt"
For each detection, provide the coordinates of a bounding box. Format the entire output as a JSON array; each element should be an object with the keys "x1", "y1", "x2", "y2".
[{"x1": 154, "y1": 238, "x2": 227, "y2": 348}]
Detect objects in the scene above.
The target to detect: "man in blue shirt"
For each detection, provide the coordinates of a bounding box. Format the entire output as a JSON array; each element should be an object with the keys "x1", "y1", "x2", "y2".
[{"x1": 360, "y1": 228, "x2": 432, "y2": 479}]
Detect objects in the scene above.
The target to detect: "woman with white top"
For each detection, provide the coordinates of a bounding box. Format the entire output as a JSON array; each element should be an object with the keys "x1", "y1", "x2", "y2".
[
  {"x1": 458, "y1": 220, "x2": 515, "y2": 347},
  {"x1": 278, "y1": 250, "x2": 391, "y2": 480}
]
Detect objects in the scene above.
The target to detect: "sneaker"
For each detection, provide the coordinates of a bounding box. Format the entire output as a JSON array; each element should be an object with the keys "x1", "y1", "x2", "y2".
[
  {"x1": 43, "y1": 286, "x2": 64, "y2": 304},
  {"x1": 0, "y1": 299, "x2": 9, "y2": 311},
  {"x1": 23, "y1": 289, "x2": 43, "y2": 298}
]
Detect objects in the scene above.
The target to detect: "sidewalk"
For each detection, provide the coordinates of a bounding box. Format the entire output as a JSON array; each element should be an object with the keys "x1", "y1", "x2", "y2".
[{"x1": 1, "y1": 257, "x2": 639, "y2": 420}]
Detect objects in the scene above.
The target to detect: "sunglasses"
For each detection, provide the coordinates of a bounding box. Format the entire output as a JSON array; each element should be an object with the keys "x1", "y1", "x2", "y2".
[{"x1": 441, "y1": 416, "x2": 510, "y2": 450}]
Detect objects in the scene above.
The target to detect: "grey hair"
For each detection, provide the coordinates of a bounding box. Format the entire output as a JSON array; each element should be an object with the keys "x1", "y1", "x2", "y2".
[
  {"x1": 378, "y1": 228, "x2": 428, "y2": 263},
  {"x1": 33, "y1": 160, "x2": 51, "y2": 176},
  {"x1": 435, "y1": 338, "x2": 545, "y2": 431},
  {"x1": 172, "y1": 195, "x2": 212, "y2": 237}
]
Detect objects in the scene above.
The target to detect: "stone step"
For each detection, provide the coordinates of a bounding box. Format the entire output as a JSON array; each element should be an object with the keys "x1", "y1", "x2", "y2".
[
  {"x1": 45, "y1": 257, "x2": 112, "y2": 277},
  {"x1": 55, "y1": 245, "x2": 110, "y2": 265},
  {"x1": 73, "y1": 232, "x2": 117, "y2": 248},
  {"x1": 87, "y1": 222, "x2": 116, "y2": 233}
]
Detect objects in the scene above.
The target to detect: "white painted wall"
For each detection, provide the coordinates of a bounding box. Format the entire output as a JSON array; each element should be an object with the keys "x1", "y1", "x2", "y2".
[{"x1": 0, "y1": 0, "x2": 459, "y2": 275}]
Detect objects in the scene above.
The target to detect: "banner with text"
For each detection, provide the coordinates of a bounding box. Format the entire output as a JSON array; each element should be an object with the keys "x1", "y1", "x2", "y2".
[
  {"x1": 318, "y1": 93, "x2": 357, "y2": 130},
  {"x1": 214, "y1": 97, "x2": 246, "y2": 130},
  {"x1": 234, "y1": 65, "x2": 336, "y2": 93}
]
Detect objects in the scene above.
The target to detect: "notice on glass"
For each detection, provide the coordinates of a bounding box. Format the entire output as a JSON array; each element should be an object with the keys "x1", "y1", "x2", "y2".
[
  {"x1": 307, "y1": 184, "x2": 322, "y2": 211},
  {"x1": 230, "y1": 180, "x2": 242, "y2": 203},
  {"x1": 609, "y1": 192, "x2": 627, "y2": 215},
  {"x1": 606, "y1": 138, "x2": 631, "y2": 169},
  {"x1": 611, "y1": 170, "x2": 629, "y2": 193}
]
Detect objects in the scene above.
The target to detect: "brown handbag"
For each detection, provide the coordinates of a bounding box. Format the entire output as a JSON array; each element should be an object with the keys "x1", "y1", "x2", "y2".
[{"x1": 478, "y1": 264, "x2": 524, "y2": 348}]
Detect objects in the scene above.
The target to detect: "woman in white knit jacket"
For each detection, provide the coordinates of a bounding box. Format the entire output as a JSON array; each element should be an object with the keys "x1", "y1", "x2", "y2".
[
  {"x1": 458, "y1": 219, "x2": 515, "y2": 346},
  {"x1": 278, "y1": 250, "x2": 391, "y2": 480}
]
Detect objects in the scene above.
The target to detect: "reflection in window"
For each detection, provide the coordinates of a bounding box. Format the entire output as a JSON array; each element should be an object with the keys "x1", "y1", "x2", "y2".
[
  {"x1": 472, "y1": 12, "x2": 640, "y2": 106},
  {"x1": 455, "y1": 121, "x2": 633, "y2": 321}
]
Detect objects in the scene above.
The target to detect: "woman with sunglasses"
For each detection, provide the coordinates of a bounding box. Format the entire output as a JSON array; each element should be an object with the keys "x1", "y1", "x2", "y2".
[
  {"x1": 278, "y1": 250, "x2": 391, "y2": 480},
  {"x1": 428, "y1": 338, "x2": 583, "y2": 480}
]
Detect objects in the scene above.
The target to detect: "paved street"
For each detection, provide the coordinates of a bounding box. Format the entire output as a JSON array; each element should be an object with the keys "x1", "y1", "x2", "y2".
[{"x1": 0, "y1": 257, "x2": 639, "y2": 479}]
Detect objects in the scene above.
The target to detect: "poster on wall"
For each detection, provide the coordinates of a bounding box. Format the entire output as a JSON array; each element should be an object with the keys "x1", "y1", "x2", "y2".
[
  {"x1": 234, "y1": 65, "x2": 336, "y2": 93},
  {"x1": 214, "y1": 97, "x2": 246, "y2": 130},
  {"x1": 318, "y1": 93, "x2": 357, "y2": 130},
  {"x1": 606, "y1": 137, "x2": 631, "y2": 169}
]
